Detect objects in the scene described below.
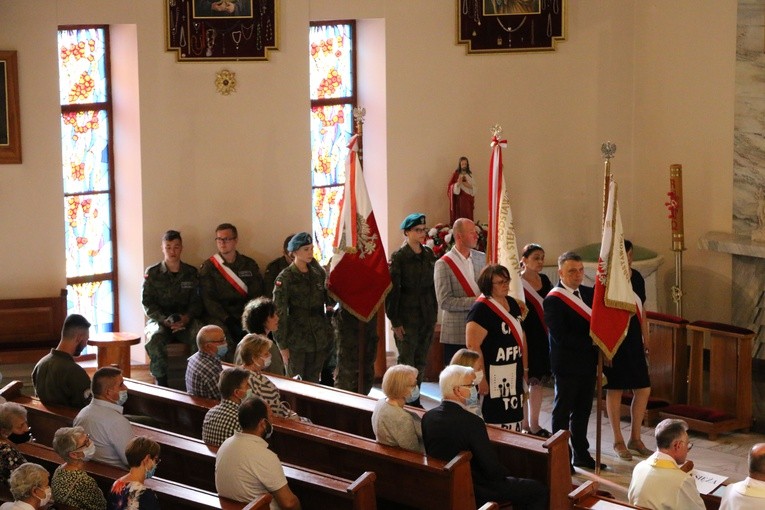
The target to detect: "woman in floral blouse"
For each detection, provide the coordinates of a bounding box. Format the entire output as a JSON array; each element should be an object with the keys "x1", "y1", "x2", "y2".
[
  {"x1": 51, "y1": 426, "x2": 106, "y2": 510},
  {"x1": 0, "y1": 402, "x2": 29, "y2": 486}
]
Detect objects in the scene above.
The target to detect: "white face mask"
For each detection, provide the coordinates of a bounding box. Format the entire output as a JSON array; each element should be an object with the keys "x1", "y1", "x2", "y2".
[
  {"x1": 473, "y1": 370, "x2": 484, "y2": 386},
  {"x1": 79, "y1": 442, "x2": 97, "y2": 461},
  {"x1": 37, "y1": 486, "x2": 52, "y2": 506}
]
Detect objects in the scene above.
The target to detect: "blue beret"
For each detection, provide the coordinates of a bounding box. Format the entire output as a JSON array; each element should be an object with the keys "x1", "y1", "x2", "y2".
[
  {"x1": 400, "y1": 213, "x2": 426, "y2": 231},
  {"x1": 287, "y1": 232, "x2": 312, "y2": 252}
]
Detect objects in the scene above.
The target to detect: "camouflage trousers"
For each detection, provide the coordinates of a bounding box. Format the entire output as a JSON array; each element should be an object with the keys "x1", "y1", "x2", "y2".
[
  {"x1": 144, "y1": 320, "x2": 200, "y2": 378},
  {"x1": 334, "y1": 308, "x2": 378, "y2": 395}
]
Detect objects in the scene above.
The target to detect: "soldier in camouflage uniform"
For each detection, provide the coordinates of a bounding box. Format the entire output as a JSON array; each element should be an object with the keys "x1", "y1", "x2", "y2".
[
  {"x1": 272, "y1": 233, "x2": 334, "y2": 383},
  {"x1": 199, "y1": 223, "x2": 265, "y2": 358},
  {"x1": 263, "y1": 234, "x2": 294, "y2": 298},
  {"x1": 385, "y1": 214, "x2": 438, "y2": 403},
  {"x1": 143, "y1": 230, "x2": 204, "y2": 386}
]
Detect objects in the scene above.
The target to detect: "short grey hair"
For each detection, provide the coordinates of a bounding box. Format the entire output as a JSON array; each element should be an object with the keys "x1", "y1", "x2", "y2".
[
  {"x1": 438, "y1": 365, "x2": 473, "y2": 399},
  {"x1": 8, "y1": 463, "x2": 48, "y2": 501},
  {"x1": 53, "y1": 426, "x2": 86, "y2": 460},
  {"x1": 655, "y1": 418, "x2": 688, "y2": 449},
  {"x1": 0, "y1": 402, "x2": 27, "y2": 436},
  {"x1": 557, "y1": 251, "x2": 582, "y2": 268}
]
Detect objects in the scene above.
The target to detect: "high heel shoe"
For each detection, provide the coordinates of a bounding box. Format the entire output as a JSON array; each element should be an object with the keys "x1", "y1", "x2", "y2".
[{"x1": 613, "y1": 441, "x2": 633, "y2": 460}]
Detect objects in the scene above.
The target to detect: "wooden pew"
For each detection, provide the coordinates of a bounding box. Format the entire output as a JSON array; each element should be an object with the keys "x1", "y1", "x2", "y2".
[
  {"x1": 124, "y1": 378, "x2": 562, "y2": 510},
  {"x1": 0, "y1": 289, "x2": 67, "y2": 365},
  {"x1": 15, "y1": 441, "x2": 269, "y2": 510},
  {"x1": 568, "y1": 480, "x2": 640, "y2": 509},
  {"x1": 1, "y1": 381, "x2": 378, "y2": 510},
  {"x1": 125, "y1": 376, "x2": 569, "y2": 510}
]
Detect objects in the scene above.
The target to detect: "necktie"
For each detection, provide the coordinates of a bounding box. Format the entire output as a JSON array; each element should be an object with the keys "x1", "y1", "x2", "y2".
[{"x1": 573, "y1": 290, "x2": 580, "y2": 298}]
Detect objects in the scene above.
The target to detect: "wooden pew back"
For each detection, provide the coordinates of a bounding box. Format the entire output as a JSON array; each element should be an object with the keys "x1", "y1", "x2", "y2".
[{"x1": 15, "y1": 441, "x2": 268, "y2": 510}]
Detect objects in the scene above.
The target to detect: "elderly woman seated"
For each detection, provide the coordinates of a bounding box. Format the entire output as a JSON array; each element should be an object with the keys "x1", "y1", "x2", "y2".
[
  {"x1": 0, "y1": 462, "x2": 51, "y2": 510},
  {"x1": 51, "y1": 426, "x2": 106, "y2": 510},
  {"x1": 235, "y1": 334, "x2": 300, "y2": 420},
  {"x1": 0, "y1": 403, "x2": 29, "y2": 486},
  {"x1": 371, "y1": 364, "x2": 424, "y2": 453}
]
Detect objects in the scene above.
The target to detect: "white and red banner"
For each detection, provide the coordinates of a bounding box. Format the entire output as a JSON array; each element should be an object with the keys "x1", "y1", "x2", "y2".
[
  {"x1": 487, "y1": 135, "x2": 524, "y2": 303},
  {"x1": 590, "y1": 179, "x2": 636, "y2": 359},
  {"x1": 209, "y1": 254, "x2": 248, "y2": 297},
  {"x1": 327, "y1": 135, "x2": 391, "y2": 322}
]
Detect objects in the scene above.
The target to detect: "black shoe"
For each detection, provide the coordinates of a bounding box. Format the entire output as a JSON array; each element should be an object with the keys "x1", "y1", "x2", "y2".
[
  {"x1": 531, "y1": 428, "x2": 552, "y2": 438},
  {"x1": 572, "y1": 456, "x2": 607, "y2": 470}
]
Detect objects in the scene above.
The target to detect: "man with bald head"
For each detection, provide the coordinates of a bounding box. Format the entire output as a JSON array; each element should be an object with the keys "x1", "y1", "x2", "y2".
[
  {"x1": 720, "y1": 443, "x2": 765, "y2": 510},
  {"x1": 434, "y1": 218, "x2": 486, "y2": 364},
  {"x1": 185, "y1": 325, "x2": 228, "y2": 400}
]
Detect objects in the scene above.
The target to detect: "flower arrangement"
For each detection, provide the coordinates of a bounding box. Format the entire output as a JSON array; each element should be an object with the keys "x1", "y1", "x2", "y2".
[{"x1": 425, "y1": 221, "x2": 488, "y2": 258}]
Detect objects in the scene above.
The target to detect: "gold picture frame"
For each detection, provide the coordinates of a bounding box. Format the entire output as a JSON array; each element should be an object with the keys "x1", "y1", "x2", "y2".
[
  {"x1": 0, "y1": 50, "x2": 21, "y2": 164},
  {"x1": 166, "y1": 0, "x2": 279, "y2": 62},
  {"x1": 457, "y1": 0, "x2": 566, "y2": 53}
]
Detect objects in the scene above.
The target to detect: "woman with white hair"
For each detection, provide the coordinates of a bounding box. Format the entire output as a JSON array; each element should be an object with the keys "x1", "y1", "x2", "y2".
[
  {"x1": 0, "y1": 462, "x2": 51, "y2": 509},
  {"x1": 51, "y1": 426, "x2": 106, "y2": 510},
  {"x1": 0, "y1": 403, "x2": 29, "y2": 485},
  {"x1": 371, "y1": 364, "x2": 424, "y2": 453}
]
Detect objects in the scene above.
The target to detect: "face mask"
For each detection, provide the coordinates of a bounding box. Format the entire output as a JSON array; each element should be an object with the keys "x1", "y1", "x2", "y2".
[
  {"x1": 36, "y1": 486, "x2": 52, "y2": 507},
  {"x1": 405, "y1": 385, "x2": 420, "y2": 404},
  {"x1": 263, "y1": 419, "x2": 273, "y2": 440},
  {"x1": 116, "y1": 390, "x2": 128, "y2": 406},
  {"x1": 78, "y1": 442, "x2": 97, "y2": 461},
  {"x1": 466, "y1": 385, "x2": 480, "y2": 408},
  {"x1": 260, "y1": 355, "x2": 272, "y2": 369},
  {"x1": 145, "y1": 460, "x2": 158, "y2": 479},
  {"x1": 245, "y1": 389, "x2": 254, "y2": 400},
  {"x1": 473, "y1": 370, "x2": 484, "y2": 386},
  {"x1": 216, "y1": 344, "x2": 229, "y2": 359},
  {"x1": 8, "y1": 430, "x2": 31, "y2": 444}
]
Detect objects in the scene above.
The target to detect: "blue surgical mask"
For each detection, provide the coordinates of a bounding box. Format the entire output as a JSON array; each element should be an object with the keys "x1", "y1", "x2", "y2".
[
  {"x1": 116, "y1": 390, "x2": 128, "y2": 406},
  {"x1": 216, "y1": 344, "x2": 228, "y2": 359},
  {"x1": 145, "y1": 460, "x2": 158, "y2": 479},
  {"x1": 405, "y1": 385, "x2": 420, "y2": 404},
  {"x1": 466, "y1": 386, "x2": 480, "y2": 408}
]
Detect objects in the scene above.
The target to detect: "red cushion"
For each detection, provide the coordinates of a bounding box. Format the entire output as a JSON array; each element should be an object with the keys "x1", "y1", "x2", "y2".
[
  {"x1": 662, "y1": 404, "x2": 734, "y2": 423},
  {"x1": 689, "y1": 321, "x2": 754, "y2": 336}
]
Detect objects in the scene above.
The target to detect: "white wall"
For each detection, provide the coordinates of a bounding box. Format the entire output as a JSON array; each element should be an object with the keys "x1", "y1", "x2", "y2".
[{"x1": 0, "y1": 0, "x2": 736, "y2": 337}]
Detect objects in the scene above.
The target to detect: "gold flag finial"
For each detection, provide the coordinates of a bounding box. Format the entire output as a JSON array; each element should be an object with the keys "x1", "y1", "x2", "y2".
[{"x1": 491, "y1": 124, "x2": 503, "y2": 138}]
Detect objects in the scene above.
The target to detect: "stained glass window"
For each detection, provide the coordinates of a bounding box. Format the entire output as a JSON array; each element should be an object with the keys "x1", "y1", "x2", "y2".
[
  {"x1": 310, "y1": 22, "x2": 356, "y2": 264},
  {"x1": 58, "y1": 26, "x2": 116, "y2": 333}
]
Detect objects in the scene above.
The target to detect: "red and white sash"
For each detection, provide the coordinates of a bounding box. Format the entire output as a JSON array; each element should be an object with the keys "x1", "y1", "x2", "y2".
[
  {"x1": 521, "y1": 278, "x2": 547, "y2": 334},
  {"x1": 476, "y1": 295, "x2": 524, "y2": 346},
  {"x1": 209, "y1": 254, "x2": 248, "y2": 297},
  {"x1": 547, "y1": 287, "x2": 592, "y2": 321},
  {"x1": 442, "y1": 250, "x2": 479, "y2": 297}
]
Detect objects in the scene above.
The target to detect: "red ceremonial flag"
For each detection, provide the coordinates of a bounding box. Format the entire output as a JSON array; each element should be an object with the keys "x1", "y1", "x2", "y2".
[
  {"x1": 487, "y1": 134, "x2": 524, "y2": 303},
  {"x1": 327, "y1": 134, "x2": 391, "y2": 321},
  {"x1": 590, "y1": 178, "x2": 636, "y2": 359}
]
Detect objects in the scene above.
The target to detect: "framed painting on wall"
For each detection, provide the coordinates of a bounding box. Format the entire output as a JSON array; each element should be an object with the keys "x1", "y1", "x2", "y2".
[
  {"x1": 166, "y1": 0, "x2": 279, "y2": 62},
  {"x1": 0, "y1": 50, "x2": 21, "y2": 164},
  {"x1": 457, "y1": 0, "x2": 566, "y2": 53}
]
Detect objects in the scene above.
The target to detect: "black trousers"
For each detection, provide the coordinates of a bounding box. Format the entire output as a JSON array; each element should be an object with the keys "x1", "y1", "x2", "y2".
[
  {"x1": 551, "y1": 371, "x2": 596, "y2": 460},
  {"x1": 475, "y1": 476, "x2": 549, "y2": 510}
]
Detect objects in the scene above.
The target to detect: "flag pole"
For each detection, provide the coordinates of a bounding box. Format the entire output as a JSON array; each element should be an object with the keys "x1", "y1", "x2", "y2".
[
  {"x1": 595, "y1": 141, "x2": 616, "y2": 475},
  {"x1": 353, "y1": 106, "x2": 367, "y2": 394}
]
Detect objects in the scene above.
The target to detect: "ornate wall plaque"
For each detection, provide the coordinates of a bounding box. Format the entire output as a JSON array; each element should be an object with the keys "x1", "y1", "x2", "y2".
[
  {"x1": 166, "y1": 0, "x2": 278, "y2": 61},
  {"x1": 457, "y1": 0, "x2": 565, "y2": 53}
]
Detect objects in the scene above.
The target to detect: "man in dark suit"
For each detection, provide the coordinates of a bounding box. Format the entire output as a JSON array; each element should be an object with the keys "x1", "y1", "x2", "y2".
[
  {"x1": 543, "y1": 251, "x2": 604, "y2": 470},
  {"x1": 422, "y1": 365, "x2": 548, "y2": 510}
]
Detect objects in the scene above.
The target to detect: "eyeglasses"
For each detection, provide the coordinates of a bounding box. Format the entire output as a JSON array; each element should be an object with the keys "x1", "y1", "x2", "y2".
[
  {"x1": 206, "y1": 337, "x2": 227, "y2": 345},
  {"x1": 215, "y1": 237, "x2": 237, "y2": 242},
  {"x1": 75, "y1": 434, "x2": 92, "y2": 450},
  {"x1": 685, "y1": 441, "x2": 694, "y2": 451},
  {"x1": 492, "y1": 278, "x2": 510, "y2": 286},
  {"x1": 412, "y1": 227, "x2": 428, "y2": 233}
]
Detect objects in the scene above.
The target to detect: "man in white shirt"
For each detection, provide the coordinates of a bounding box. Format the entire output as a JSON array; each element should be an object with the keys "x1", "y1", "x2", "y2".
[
  {"x1": 720, "y1": 443, "x2": 765, "y2": 510},
  {"x1": 628, "y1": 418, "x2": 705, "y2": 509},
  {"x1": 73, "y1": 367, "x2": 133, "y2": 469},
  {"x1": 215, "y1": 396, "x2": 301, "y2": 510}
]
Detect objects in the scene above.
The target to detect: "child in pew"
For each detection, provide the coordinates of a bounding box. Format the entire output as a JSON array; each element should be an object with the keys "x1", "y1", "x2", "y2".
[
  {"x1": 51, "y1": 426, "x2": 106, "y2": 510},
  {"x1": 107, "y1": 437, "x2": 161, "y2": 510}
]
